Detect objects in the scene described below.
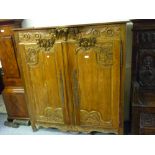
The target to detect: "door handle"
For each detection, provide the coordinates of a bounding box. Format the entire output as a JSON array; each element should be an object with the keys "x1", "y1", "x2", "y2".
[
  {"x1": 59, "y1": 71, "x2": 64, "y2": 105},
  {"x1": 120, "y1": 40, "x2": 123, "y2": 68},
  {"x1": 72, "y1": 70, "x2": 80, "y2": 107}
]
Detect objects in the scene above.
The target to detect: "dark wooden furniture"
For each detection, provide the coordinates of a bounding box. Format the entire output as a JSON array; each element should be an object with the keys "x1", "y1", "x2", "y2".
[
  {"x1": 14, "y1": 22, "x2": 126, "y2": 134},
  {"x1": 131, "y1": 20, "x2": 155, "y2": 134},
  {"x1": 0, "y1": 20, "x2": 29, "y2": 127}
]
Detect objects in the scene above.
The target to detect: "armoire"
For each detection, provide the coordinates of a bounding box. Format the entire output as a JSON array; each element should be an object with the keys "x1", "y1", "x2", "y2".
[
  {"x1": 0, "y1": 20, "x2": 29, "y2": 127},
  {"x1": 14, "y1": 22, "x2": 127, "y2": 134}
]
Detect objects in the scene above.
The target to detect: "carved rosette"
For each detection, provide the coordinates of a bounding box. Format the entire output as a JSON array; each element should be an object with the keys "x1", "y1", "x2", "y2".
[
  {"x1": 19, "y1": 32, "x2": 44, "y2": 43},
  {"x1": 77, "y1": 25, "x2": 121, "y2": 39}
]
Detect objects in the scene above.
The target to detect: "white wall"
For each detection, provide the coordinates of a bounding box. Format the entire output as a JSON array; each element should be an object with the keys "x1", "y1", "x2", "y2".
[{"x1": 22, "y1": 19, "x2": 128, "y2": 28}]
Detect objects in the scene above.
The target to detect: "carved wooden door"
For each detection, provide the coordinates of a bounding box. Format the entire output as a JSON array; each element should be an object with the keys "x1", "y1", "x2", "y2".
[
  {"x1": 66, "y1": 26, "x2": 123, "y2": 133},
  {"x1": 16, "y1": 31, "x2": 70, "y2": 129}
]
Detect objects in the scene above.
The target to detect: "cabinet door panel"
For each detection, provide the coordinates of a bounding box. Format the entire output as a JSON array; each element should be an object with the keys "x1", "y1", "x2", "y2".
[
  {"x1": 0, "y1": 36, "x2": 20, "y2": 78},
  {"x1": 67, "y1": 39, "x2": 121, "y2": 129},
  {"x1": 18, "y1": 43, "x2": 68, "y2": 125}
]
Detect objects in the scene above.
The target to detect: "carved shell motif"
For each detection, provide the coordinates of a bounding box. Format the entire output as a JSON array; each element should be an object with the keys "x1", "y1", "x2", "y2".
[
  {"x1": 38, "y1": 107, "x2": 64, "y2": 124},
  {"x1": 80, "y1": 110, "x2": 105, "y2": 126}
]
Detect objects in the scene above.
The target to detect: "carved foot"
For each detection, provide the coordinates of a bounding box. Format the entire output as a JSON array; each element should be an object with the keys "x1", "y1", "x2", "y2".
[
  {"x1": 4, "y1": 120, "x2": 19, "y2": 128},
  {"x1": 31, "y1": 124, "x2": 39, "y2": 132},
  {"x1": 13, "y1": 119, "x2": 30, "y2": 126}
]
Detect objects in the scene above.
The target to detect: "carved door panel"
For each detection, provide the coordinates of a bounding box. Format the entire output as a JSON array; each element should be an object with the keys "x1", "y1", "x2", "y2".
[
  {"x1": 0, "y1": 36, "x2": 20, "y2": 79},
  {"x1": 138, "y1": 49, "x2": 155, "y2": 89},
  {"x1": 17, "y1": 39, "x2": 69, "y2": 126},
  {"x1": 66, "y1": 27, "x2": 122, "y2": 129}
]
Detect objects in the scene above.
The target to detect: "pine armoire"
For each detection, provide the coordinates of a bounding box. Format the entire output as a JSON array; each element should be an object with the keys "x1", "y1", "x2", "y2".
[{"x1": 14, "y1": 22, "x2": 126, "y2": 134}]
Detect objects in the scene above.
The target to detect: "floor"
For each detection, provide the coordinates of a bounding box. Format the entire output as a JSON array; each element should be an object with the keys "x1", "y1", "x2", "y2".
[
  {"x1": 0, "y1": 113, "x2": 110, "y2": 135},
  {"x1": 0, "y1": 95, "x2": 6, "y2": 113}
]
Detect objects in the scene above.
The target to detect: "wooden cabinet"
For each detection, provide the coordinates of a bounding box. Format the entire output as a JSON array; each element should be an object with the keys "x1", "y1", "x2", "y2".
[
  {"x1": 0, "y1": 20, "x2": 29, "y2": 125},
  {"x1": 14, "y1": 22, "x2": 126, "y2": 134},
  {"x1": 131, "y1": 20, "x2": 155, "y2": 134}
]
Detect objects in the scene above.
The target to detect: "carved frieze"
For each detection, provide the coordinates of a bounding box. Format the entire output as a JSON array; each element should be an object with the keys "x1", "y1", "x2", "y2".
[
  {"x1": 18, "y1": 25, "x2": 121, "y2": 43},
  {"x1": 19, "y1": 25, "x2": 120, "y2": 66},
  {"x1": 77, "y1": 25, "x2": 121, "y2": 39},
  {"x1": 19, "y1": 31, "x2": 53, "y2": 43}
]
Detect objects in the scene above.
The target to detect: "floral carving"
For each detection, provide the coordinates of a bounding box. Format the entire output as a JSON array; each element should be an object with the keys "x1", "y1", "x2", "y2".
[
  {"x1": 49, "y1": 27, "x2": 79, "y2": 40},
  {"x1": 79, "y1": 37, "x2": 96, "y2": 48},
  {"x1": 54, "y1": 27, "x2": 68, "y2": 40},
  {"x1": 37, "y1": 38, "x2": 55, "y2": 51}
]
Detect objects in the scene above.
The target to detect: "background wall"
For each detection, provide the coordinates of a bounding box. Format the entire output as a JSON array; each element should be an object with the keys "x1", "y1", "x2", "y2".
[
  {"x1": 21, "y1": 19, "x2": 133, "y2": 121},
  {"x1": 22, "y1": 19, "x2": 128, "y2": 28}
]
